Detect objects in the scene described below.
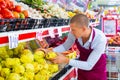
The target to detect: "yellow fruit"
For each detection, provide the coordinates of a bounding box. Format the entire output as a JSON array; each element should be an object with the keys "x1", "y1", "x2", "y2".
[
  {"x1": 37, "y1": 58, "x2": 46, "y2": 64},
  {"x1": 48, "y1": 64, "x2": 59, "y2": 73},
  {"x1": 7, "y1": 50, "x2": 14, "y2": 57},
  {"x1": 1, "y1": 68, "x2": 10, "y2": 77},
  {"x1": 1, "y1": 61, "x2": 6, "y2": 67},
  {"x1": 43, "y1": 63, "x2": 49, "y2": 70},
  {"x1": 12, "y1": 64, "x2": 25, "y2": 74},
  {"x1": 34, "y1": 73, "x2": 46, "y2": 80},
  {"x1": 21, "y1": 49, "x2": 32, "y2": 55},
  {"x1": 5, "y1": 58, "x2": 20, "y2": 68},
  {"x1": 39, "y1": 69, "x2": 51, "y2": 77},
  {"x1": 23, "y1": 63, "x2": 34, "y2": 72},
  {"x1": 20, "y1": 77, "x2": 28, "y2": 80},
  {"x1": 68, "y1": 12, "x2": 76, "y2": 17},
  {"x1": 6, "y1": 73, "x2": 21, "y2": 80},
  {"x1": 13, "y1": 42, "x2": 26, "y2": 55},
  {"x1": 0, "y1": 64, "x2": 2, "y2": 72},
  {"x1": 0, "y1": 77, "x2": 4, "y2": 80},
  {"x1": 46, "y1": 51, "x2": 57, "y2": 60},
  {"x1": 0, "y1": 57, "x2": 2, "y2": 62},
  {"x1": 20, "y1": 54, "x2": 34, "y2": 63},
  {"x1": 32, "y1": 62, "x2": 42, "y2": 73},
  {"x1": 20, "y1": 49, "x2": 34, "y2": 63},
  {"x1": 0, "y1": 46, "x2": 9, "y2": 59},
  {"x1": 66, "y1": 51, "x2": 76, "y2": 59},
  {"x1": 34, "y1": 51, "x2": 45, "y2": 61},
  {"x1": 5, "y1": 58, "x2": 14, "y2": 68},
  {"x1": 24, "y1": 72, "x2": 34, "y2": 80}
]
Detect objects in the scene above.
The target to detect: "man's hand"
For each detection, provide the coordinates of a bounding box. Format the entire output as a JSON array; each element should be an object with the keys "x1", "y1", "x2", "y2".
[
  {"x1": 62, "y1": 50, "x2": 73, "y2": 55},
  {"x1": 36, "y1": 47, "x2": 53, "y2": 54},
  {"x1": 51, "y1": 53, "x2": 69, "y2": 64}
]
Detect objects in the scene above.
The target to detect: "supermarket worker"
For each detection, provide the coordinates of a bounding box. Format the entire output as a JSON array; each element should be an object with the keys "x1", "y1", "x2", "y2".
[{"x1": 51, "y1": 14, "x2": 107, "y2": 80}]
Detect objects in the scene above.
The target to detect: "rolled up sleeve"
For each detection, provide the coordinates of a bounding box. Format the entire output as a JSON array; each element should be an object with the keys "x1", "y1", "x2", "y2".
[{"x1": 53, "y1": 32, "x2": 75, "y2": 53}]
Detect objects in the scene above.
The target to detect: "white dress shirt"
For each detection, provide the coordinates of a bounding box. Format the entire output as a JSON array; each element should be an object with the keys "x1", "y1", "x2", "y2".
[{"x1": 53, "y1": 28, "x2": 107, "y2": 71}]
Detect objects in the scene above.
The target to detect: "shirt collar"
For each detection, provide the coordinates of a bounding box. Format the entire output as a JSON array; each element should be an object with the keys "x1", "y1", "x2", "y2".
[{"x1": 88, "y1": 29, "x2": 93, "y2": 42}]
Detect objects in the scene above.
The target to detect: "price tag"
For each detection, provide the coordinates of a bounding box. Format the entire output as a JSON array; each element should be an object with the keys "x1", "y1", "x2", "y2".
[
  {"x1": 8, "y1": 33, "x2": 19, "y2": 49},
  {"x1": 58, "y1": 27, "x2": 62, "y2": 37},
  {"x1": 49, "y1": 28, "x2": 55, "y2": 38},
  {"x1": 36, "y1": 30, "x2": 43, "y2": 41}
]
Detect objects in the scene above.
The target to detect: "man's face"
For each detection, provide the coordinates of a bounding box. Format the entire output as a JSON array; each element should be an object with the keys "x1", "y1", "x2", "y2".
[{"x1": 70, "y1": 23, "x2": 84, "y2": 38}]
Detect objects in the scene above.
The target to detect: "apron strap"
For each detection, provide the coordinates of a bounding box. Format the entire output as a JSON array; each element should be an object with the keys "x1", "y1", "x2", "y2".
[
  {"x1": 92, "y1": 29, "x2": 95, "y2": 42},
  {"x1": 89, "y1": 29, "x2": 95, "y2": 48}
]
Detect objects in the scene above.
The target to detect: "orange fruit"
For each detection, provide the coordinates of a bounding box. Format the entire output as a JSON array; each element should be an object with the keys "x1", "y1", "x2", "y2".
[
  {"x1": 12, "y1": 11, "x2": 20, "y2": 18},
  {"x1": 22, "y1": 10, "x2": 29, "y2": 18}
]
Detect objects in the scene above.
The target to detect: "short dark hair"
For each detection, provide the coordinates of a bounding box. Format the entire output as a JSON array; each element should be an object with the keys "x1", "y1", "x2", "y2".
[{"x1": 70, "y1": 14, "x2": 89, "y2": 27}]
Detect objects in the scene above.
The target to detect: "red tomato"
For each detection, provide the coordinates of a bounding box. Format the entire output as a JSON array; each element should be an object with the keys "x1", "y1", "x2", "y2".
[
  {"x1": 14, "y1": 5, "x2": 22, "y2": 12},
  {"x1": 6, "y1": 1, "x2": 15, "y2": 10},
  {"x1": 0, "y1": 0, "x2": 7, "y2": 9},
  {"x1": 0, "y1": 8, "x2": 1, "y2": 13},
  {"x1": 0, "y1": 14, "x2": 3, "y2": 19},
  {"x1": 1, "y1": 8, "x2": 14, "y2": 18}
]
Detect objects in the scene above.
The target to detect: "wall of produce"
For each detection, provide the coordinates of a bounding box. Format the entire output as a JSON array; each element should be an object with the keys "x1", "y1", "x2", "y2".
[{"x1": 0, "y1": 0, "x2": 97, "y2": 33}]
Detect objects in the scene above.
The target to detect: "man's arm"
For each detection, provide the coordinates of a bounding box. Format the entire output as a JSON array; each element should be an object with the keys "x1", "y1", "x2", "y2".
[
  {"x1": 53, "y1": 32, "x2": 75, "y2": 53},
  {"x1": 69, "y1": 38, "x2": 107, "y2": 70}
]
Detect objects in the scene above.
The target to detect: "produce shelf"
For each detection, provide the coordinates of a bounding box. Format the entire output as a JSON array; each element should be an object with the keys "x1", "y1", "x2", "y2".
[{"x1": 0, "y1": 26, "x2": 70, "y2": 47}]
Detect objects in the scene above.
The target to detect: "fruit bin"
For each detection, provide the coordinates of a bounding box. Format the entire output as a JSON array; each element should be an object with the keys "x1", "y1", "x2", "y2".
[
  {"x1": 43, "y1": 18, "x2": 70, "y2": 28},
  {"x1": 28, "y1": 37, "x2": 78, "y2": 80},
  {"x1": 0, "y1": 18, "x2": 44, "y2": 32}
]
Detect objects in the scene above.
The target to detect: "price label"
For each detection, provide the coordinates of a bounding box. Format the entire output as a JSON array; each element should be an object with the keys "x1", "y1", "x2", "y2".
[
  {"x1": 36, "y1": 31, "x2": 43, "y2": 41},
  {"x1": 8, "y1": 33, "x2": 19, "y2": 49},
  {"x1": 49, "y1": 28, "x2": 55, "y2": 38},
  {"x1": 58, "y1": 27, "x2": 62, "y2": 37}
]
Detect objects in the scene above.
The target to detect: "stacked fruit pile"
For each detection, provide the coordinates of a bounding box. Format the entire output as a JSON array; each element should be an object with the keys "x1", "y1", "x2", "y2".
[
  {"x1": 0, "y1": 43, "x2": 59, "y2": 80},
  {"x1": 0, "y1": 42, "x2": 76, "y2": 80},
  {"x1": 0, "y1": 0, "x2": 29, "y2": 19}
]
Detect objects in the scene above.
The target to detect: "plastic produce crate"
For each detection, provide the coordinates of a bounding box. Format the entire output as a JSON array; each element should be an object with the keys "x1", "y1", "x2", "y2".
[
  {"x1": 0, "y1": 18, "x2": 45, "y2": 32},
  {"x1": 29, "y1": 19, "x2": 45, "y2": 29},
  {"x1": 63, "y1": 19, "x2": 70, "y2": 25},
  {"x1": 43, "y1": 18, "x2": 70, "y2": 28},
  {"x1": 44, "y1": 18, "x2": 58, "y2": 28},
  {"x1": 0, "y1": 18, "x2": 70, "y2": 32}
]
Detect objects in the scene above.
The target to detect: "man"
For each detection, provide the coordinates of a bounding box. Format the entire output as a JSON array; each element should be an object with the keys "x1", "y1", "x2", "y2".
[{"x1": 51, "y1": 14, "x2": 107, "y2": 80}]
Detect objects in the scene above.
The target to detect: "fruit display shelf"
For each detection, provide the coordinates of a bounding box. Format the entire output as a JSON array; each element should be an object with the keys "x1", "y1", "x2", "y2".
[
  {"x1": 0, "y1": 18, "x2": 70, "y2": 32},
  {"x1": 0, "y1": 26, "x2": 70, "y2": 47}
]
